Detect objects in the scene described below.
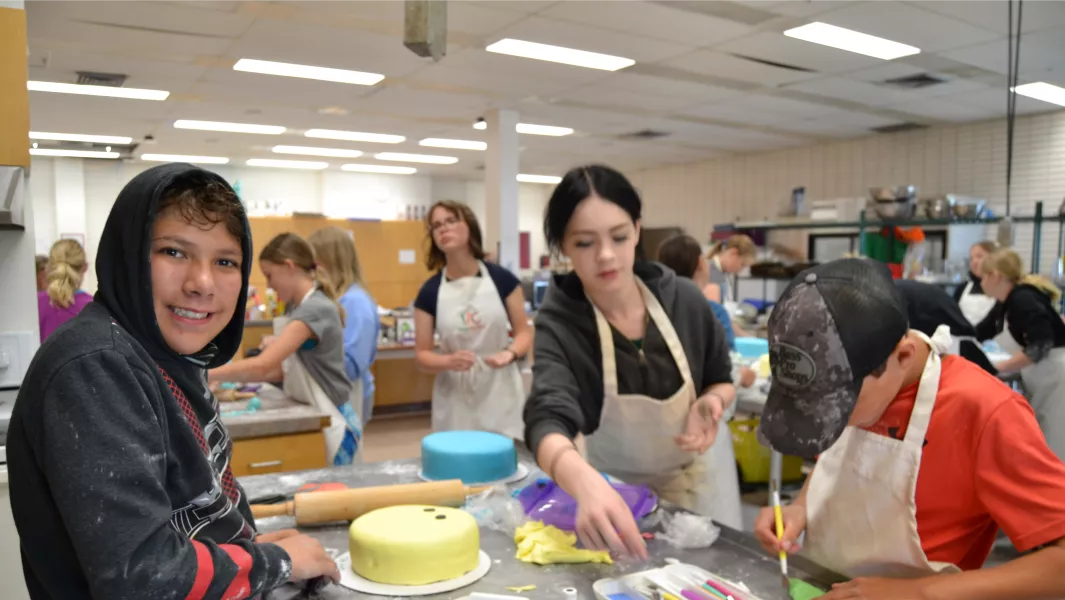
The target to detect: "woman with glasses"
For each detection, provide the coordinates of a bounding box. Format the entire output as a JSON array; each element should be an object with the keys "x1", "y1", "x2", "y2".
[{"x1": 413, "y1": 201, "x2": 531, "y2": 439}]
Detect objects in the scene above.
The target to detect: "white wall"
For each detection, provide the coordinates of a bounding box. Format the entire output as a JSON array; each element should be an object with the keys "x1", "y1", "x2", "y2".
[{"x1": 630, "y1": 108, "x2": 1065, "y2": 275}]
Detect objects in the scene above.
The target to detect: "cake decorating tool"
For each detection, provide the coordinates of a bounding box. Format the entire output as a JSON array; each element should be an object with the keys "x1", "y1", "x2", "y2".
[
  {"x1": 644, "y1": 573, "x2": 707, "y2": 600},
  {"x1": 772, "y1": 482, "x2": 790, "y2": 592},
  {"x1": 249, "y1": 479, "x2": 490, "y2": 524},
  {"x1": 672, "y1": 571, "x2": 734, "y2": 600}
]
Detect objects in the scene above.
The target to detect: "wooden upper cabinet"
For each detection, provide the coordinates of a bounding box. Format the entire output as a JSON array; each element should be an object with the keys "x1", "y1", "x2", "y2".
[{"x1": 0, "y1": 7, "x2": 30, "y2": 168}]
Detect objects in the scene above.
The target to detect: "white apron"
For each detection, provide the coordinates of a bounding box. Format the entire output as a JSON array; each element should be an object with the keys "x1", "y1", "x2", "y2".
[
  {"x1": 995, "y1": 319, "x2": 1065, "y2": 462},
  {"x1": 276, "y1": 288, "x2": 362, "y2": 463},
  {"x1": 432, "y1": 261, "x2": 525, "y2": 440},
  {"x1": 584, "y1": 280, "x2": 717, "y2": 515},
  {"x1": 957, "y1": 281, "x2": 997, "y2": 326},
  {"x1": 803, "y1": 327, "x2": 962, "y2": 579}
]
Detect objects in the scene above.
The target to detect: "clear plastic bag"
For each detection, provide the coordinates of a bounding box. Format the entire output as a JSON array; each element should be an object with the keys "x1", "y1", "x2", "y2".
[
  {"x1": 463, "y1": 484, "x2": 528, "y2": 534},
  {"x1": 652, "y1": 511, "x2": 721, "y2": 549}
]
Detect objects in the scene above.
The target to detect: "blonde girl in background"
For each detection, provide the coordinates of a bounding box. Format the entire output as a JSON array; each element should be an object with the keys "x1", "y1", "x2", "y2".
[
  {"x1": 34, "y1": 255, "x2": 48, "y2": 292},
  {"x1": 979, "y1": 248, "x2": 1065, "y2": 461},
  {"x1": 703, "y1": 234, "x2": 757, "y2": 337},
  {"x1": 308, "y1": 226, "x2": 380, "y2": 424},
  {"x1": 38, "y1": 239, "x2": 93, "y2": 340},
  {"x1": 210, "y1": 232, "x2": 361, "y2": 464},
  {"x1": 953, "y1": 240, "x2": 1000, "y2": 326}
]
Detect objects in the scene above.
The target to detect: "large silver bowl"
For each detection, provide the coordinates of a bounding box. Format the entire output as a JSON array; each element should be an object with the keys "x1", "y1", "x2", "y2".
[{"x1": 869, "y1": 185, "x2": 918, "y2": 202}]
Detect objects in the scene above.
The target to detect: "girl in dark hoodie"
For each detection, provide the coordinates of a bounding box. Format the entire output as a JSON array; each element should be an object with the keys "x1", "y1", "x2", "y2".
[{"x1": 8, "y1": 164, "x2": 338, "y2": 599}]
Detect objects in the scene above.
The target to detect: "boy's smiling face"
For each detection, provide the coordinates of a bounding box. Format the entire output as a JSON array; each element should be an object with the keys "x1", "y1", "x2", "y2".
[{"x1": 150, "y1": 208, "x2": 244, "y2": 355}]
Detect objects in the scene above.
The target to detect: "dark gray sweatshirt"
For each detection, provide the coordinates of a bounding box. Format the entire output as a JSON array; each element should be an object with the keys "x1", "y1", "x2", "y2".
[{"x1": 524, "y1": 261, "x2": 733, "y2": 454}]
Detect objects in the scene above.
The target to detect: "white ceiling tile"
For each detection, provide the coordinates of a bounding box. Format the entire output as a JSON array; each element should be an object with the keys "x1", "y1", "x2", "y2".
[
  {"x1": 764, "y1": 1, "x2": 856, "y2": 18},
  {"x1": 274, "y1": 1, "x2": 404, "y2": 22},
  {"x1": 469, "y1": 1, "x2": 561, "y2": 15},
  {"x1": 817, "y1": 2, "x2": 1000, "y2": 52},
  {"x1": 188, "y1": 75, "x2": 377, "y2": 112},
  {"x1": 664, "y1": 50, "x2": 820, "y2": 86},
  {"x1": 842, "y1": 62, "x2": 929, "y2": 83},
  {"x1": 785, "y1": 76, "x2": 912, "y2": 106},
  {"x1": 888, "y1": 98, "x2": 1000, "y2": 123},
  {"x1": 939, "y1": 27, "x2": 1065, "y2": 76},
  {"x1": 491, "y1": 15, "x2": 695, "y2": 62},
  {"x1": 352, "y1": 87, "x2": 492, "y2": 120},
  {"x1": 948, "y1": 88, "x2": 1061, "y2": 117},
  {"x1": 446, "y1": 3, "x2": 530, "y2": 35},
  {"x1": 717, "y1": 31, "x2": 882, "y2": 74},
  {"x1": 426, "y1": 47, "x2": 605, "y2": 91},
  {"x1": 773, "y1": 109, "x2": 903, "y2": 135},
  {"x1": 594, "y1": 72, "x2": 741, "y2": 102},
  {"x1": 26, "y1": 1, "x2": 253, "y2": 38},
  {"x1": 26, "y1": 12, "x2": 234, "y2": 58},
  {"x1": 907, "y1": 1, "x2": 1065, "y2": 35},
  {"x1": 542, "y1": 1, "x2": 752, "y2": 46},
  {"x1": 553, "y1": 86, "x2": 699, "y2": 113}
]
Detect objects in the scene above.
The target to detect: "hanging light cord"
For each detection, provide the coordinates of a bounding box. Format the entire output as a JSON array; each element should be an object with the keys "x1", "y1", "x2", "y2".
[{"x1": 1006, "y1": 0, "x2": 1024, "y2": 216}]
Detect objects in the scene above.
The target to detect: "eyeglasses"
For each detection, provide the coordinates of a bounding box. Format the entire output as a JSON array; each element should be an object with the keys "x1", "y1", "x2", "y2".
[{"x1": 430, "y1": 215, "x2": 461, "y2": 232}]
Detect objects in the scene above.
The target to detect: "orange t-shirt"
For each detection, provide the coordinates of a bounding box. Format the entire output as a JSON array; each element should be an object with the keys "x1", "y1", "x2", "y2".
[{"x1": 862, "y1": 355, "x2": 1065, "y2": 570}]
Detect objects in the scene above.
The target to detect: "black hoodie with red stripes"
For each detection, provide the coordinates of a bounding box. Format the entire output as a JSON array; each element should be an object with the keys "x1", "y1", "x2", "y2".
[{"x1": 8, "y1": 163, "x2": 291, "y2": 599}]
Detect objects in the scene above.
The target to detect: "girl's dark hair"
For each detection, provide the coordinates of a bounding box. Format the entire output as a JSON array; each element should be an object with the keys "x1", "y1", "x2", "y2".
[
  {"x1": 657, "y1": 234, "x2": 702, "y2": 279},
  {"x1": 425, "y1": 200, "x2": 485, "y2": 271},
  {"x1": 543, "y1": 165, "x2": 642, "y2": 253}
]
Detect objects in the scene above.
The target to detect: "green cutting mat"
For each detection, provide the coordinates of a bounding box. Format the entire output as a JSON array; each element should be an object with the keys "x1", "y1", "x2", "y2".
[{"x1": 788, "y1": 579, "x2": 826, "y2": 600}]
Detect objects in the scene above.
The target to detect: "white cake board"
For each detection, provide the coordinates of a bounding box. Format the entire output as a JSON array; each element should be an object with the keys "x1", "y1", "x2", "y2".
[
  {"x1": 335, "y1": 550, "x2": 491, "y2": 597},
  {"x1": 419, "y1": 462, "x2": 530, "y2": 486}
]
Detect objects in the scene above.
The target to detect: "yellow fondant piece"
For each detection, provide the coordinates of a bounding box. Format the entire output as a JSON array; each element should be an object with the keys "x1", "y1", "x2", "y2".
[
  {"x1": 757, "y1": 353, "x2": 771, "y2": 378},
  {"x1": 507, "y1": 585, "x2": 537, "y2": 592},
  {"x1": 349, "y1": 505, "x2": 479, "y2": 585},
  {"x1": 513, "y1": 521, "x2": 613, "y2": 566}
]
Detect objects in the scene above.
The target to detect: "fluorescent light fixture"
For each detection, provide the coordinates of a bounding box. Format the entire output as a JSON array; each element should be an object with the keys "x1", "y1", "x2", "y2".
[
  {"x1": 29, "y1": 131, "x2": 133, "y2": 144},
  {"x1": 29, "y1": 148, "x2": 120, "y2": 159},
  {"x1": 783, "y1": 22, "x2": 919, "y2": 60},
  {"x1": 233, "y1": 58, "x2": 384, "y2": 86},
  {"x1": 175, "y1": 120, "x2": 286, "y2": 135},
  {"x1": 486, "y1": 38, "x2": 634, "y2": 71},
  {"x1": 272, "y1": 145, "x2": 364, "y2": 158},
  {"x1": 473, "y1": 121, "x2": 573, "y2": 136},
  {"x1": 1013, "y1": 82, "x2": 1065, "y2": 107},
  {"x1": 419, "y1": 138, "x2": 488, "y2": 151},
  {"x1": 246, "y1": 158, "x2": 328, "y2": 170},
  {"x1": 517, "y1": 174, "x2": 562, "y2": 184},
  {"x1": 140, "y1": 154, "x2": 230, "y2": 164},
  {"x1": 341, "y1": 164, "x2": 417, "y2": 175},
  {"x1": 305, "y1": 129, "x2": 405, "y2": 144},
  {"x1": 27, "y1": 80, "x2": 170, "y2": 100},
  {"x1": 374, "y1": 152, "x2": 458, "y2": 165}
]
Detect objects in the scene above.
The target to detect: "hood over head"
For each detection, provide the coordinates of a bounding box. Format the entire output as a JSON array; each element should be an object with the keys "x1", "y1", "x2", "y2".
[{"x1": 94, "y1": 163, "x2": 252, "y2": 369}]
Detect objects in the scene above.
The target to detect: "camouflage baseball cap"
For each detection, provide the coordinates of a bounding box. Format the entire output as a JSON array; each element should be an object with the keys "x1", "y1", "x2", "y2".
[{"x1": 757, "y1": 259, "x2": 908, "y2": 459}]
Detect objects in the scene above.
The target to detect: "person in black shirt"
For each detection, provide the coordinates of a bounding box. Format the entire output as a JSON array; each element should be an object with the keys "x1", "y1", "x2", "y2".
[
  {"x1": 979, "y1": 248, "x2": 1065, "y2": 461},
  {"x1": 896, "y1": 279, "x2": 997, "y2": 375}
]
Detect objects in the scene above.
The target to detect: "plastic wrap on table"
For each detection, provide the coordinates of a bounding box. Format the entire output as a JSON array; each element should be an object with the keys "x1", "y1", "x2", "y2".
[
  {"x1": 645, "y1": 511, "x2": 721, "y2": 549},
  {"x1": 516, "y1": 478, "x2": 657, "y2": 532},
  {"x1": 464, "y1": 484, "x2": 528, "y2": 534}
]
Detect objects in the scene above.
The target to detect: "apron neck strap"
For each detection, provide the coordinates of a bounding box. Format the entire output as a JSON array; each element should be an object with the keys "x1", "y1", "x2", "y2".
[{"x1": 901, "y1": 328, "x2": 946, "y2": 447}]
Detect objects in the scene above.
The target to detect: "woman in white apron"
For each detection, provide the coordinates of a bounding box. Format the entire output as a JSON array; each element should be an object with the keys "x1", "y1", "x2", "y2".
[
  {"x1": 210, "y1": 233, "x2": 362, "y2": 465},
  {"x1": 703, "y1": 234, "x2": 757, "y2": 337},
  {"x1": 953, "y1": 240, "x2": 999, "y2": 326},
  {"x1": 979, "y1": 248, "x2": 1065, "y2": 462},
  {"x1": 526, "y1": 166, "x2": 736, "y2": 558},
  {"x1": 413, "y1": 201, "x2": 530, "y2": 440}
]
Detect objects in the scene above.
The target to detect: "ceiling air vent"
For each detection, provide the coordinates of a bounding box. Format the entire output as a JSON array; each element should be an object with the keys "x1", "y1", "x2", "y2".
[
  {"x1": 879, "y1": 73, "x2": 946, "y2": 90},
  {"x1": 76, "y1": 71, "x2": 127, "y2": 87},
  {"x1": 731, "y1": 54, "x2": 815, "y2": 73},
  {"x1": 872, "y1": 122, "x2": 928, "y2": 134},
  {"x1": 618, "y1": 129, "x2": 671, "y2": 140}
]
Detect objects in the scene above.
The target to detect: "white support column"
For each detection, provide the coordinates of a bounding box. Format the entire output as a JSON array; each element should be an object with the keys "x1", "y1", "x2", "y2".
[
  {"x1": 51, "y1": 157, "x2": 92, "y2": 290},
  {"x1": 484, "y1": 108, "x2": 520, "y2": 275}
]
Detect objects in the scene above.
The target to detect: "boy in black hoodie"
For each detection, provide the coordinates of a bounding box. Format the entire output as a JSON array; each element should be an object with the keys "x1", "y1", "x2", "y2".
[{"x1": 8, "y1": 163, "x2": 339, "y2": 599}]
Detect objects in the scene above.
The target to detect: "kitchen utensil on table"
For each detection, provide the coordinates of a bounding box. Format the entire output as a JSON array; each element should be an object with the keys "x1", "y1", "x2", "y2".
[
  {"x1": 249, "y1": 479, "x2": 489, "y2": 524},
  {"x1": 772, "y1": 482, "x2": 790, "y2": 592},
  {"x1": 921, "y1": 196, "x2": 954, "y2": 219},
  {"x1": 869, "y1": 186, "x2": 917, "y2": 203}
]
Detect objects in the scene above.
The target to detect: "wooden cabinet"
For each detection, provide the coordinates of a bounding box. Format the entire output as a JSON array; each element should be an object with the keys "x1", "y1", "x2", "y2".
[{"x1": 230, "y1": 430, "x2": 328, "y2": 477}]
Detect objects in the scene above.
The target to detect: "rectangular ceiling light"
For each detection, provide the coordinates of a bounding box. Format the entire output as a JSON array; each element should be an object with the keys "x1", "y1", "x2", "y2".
[
  {"x1": 29, "y1": 148, "x2": 120, "y2": 159},
  {"x1": 419, "y1": 138, "x2": 488, "y2": 151},
  {"x1": 246, "y1": 158, "x2": 328, "y2": 170},
  {"x1": 341, "y1": 164, "x2": 417, "y2": 175},
  {"x1": 140, "y1": 154, "x2": 230, "y2": 164},
  {"x1": 1013, "y1": 82, "x2": 1065, "y2": 107},
  {"x1": 29, "y1": 132, "x2": 133, "y2": 144},
  {"x1": 783, "y1": 22, "x2": 919, "y2": 60},
  {"x1": 305, "y1": 129, "x2": 405, "y2": 144},
  {"x1": 27, "y1": 80, "x2": 170, "y2": 100},
  {"x1": 273, "y1": 145, "x2": 364, "y2": 158},
  {"x1": 175, "y1": 120, "x2": 286, "y2": 135},
  {"x1": 517, "y1": 174, "x2": 562, "y2": 184},
  {"x1": 473, "y1": 121, "x2": 573, "y2": 136},
  {"x1": 233, "y1": 58, "x2": 385, "y2": 86},
  {"x1": 486, "y1": 38, "x2": 634, "y2": 71},
  {"x1": 374, "y1": 152, "x2": 458, "y2": 165}
]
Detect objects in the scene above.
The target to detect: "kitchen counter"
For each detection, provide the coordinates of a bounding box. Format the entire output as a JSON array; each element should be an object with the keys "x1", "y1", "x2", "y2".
[
  {"x1": 242, "y1": 456, "x2": 843, "y2": 600},
  {"x1": 221, "y1": 384, "x2": 331, "y2": 440}
]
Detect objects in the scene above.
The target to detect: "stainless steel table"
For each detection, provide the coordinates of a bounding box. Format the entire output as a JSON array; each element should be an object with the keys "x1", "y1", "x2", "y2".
[{"x1": 242, "y1": 457, "x2": 843, "y2": 600}]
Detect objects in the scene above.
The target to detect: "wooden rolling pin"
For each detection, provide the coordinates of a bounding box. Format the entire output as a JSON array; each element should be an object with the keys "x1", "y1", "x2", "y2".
[{"x1": 250, "y1": 479, "x2": 488, "y2": 525}]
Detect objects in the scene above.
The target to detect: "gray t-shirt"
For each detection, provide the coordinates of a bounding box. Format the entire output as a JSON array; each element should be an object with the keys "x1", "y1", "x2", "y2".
[
  {"x1": 288, "y1": 289, "x2": 352, "y2": 407},
  {"x1": 708, "y1": 257, "x2": 731, "y2": 302}
]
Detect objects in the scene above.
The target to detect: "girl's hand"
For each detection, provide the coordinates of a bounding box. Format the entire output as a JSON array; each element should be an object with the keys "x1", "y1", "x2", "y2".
[
  {"x1": 675, "y1": 394, "x2": 724, "y2": 453},
  {"x1": 484, "y1": 351, "x2": 515, "y2": 369}
]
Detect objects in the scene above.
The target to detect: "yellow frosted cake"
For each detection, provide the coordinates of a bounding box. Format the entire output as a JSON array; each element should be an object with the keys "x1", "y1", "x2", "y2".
[{"x1": 349, "y1": 505, "x2": 480, "y2": 585}]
